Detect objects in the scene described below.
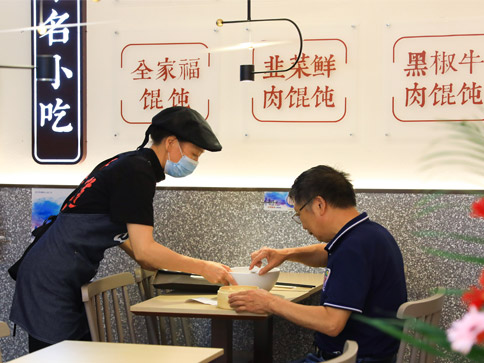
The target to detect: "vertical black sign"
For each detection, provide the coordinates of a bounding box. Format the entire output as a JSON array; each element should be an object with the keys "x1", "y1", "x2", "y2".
[{"x1": 32, "y1": 0, "x2": 86, "y2": 164}]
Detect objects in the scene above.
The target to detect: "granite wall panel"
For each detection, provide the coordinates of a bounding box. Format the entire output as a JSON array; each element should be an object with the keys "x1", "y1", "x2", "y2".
[{"x1": 0, "y1": 187, "x2": 482, "y2": 362}]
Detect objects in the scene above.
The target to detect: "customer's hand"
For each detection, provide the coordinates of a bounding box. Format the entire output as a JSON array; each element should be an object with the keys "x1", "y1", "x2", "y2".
[
  {"x1": 228, "y1": 289, "x2": 277, "y2": 314},
  {"x1": 249, "y1": 247, "x2": 287, "y2": 275},
  {"x1": 200, "y1": 261, "x2": 237, "y2": 285}
]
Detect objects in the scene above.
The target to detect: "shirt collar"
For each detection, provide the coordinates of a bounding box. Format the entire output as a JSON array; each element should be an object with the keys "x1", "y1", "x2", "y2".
[
  {"x1": 139, "y1": 148, "x2": 165, "y2": 182},
  {"x1": 325, "y1": 212, "x2": 369, "y2": 252}
]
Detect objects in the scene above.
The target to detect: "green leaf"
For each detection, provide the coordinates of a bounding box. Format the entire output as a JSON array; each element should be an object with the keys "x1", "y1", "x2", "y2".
[
  {"x1": 422, "y1": 150, "x2": 484, "y2": 163},
  {"x1": 468, "y1": 345, "x2": 484, "y2": 361},
  {"x1": 420, "y1": 157, "x2": 484, "y2": 177},
  {"x1": 423, "y1": 248, "x2": 484, "y2": 265},
  {"x1": 434, "y1": 287, "x2": 466, "y2": 296},
  {"x1": 414, "y1": 191, "x2": 448, "y2": 208},
  {"x1": 354, "y1": 316, "x2": 448, "y2": 357},
  {"x1": 420, "y1": 121, "x2": 484, "y2": 177},
  {"x1": 413, "y1": 204, "x2": 453, "y2": 218},
  {"x1": 414, "y1": 230, "x2": 484, "y2": 244},
  {"x1": 355, "y1": 315, "x2": 484, "y2": 361}
]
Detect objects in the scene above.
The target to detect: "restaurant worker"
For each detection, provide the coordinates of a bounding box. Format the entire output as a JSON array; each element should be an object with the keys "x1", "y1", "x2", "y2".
[
  {"x1": 10, "y1": 106, "x2": 236, "y2": 353},
  {"x1": 229, "y1": 165, "x2": 407, "y2": 363}
]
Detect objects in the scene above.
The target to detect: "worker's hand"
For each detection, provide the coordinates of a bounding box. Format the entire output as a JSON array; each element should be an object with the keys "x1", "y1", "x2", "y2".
[
  {"x1": 200, "y1": 261, "x2": 237, "y2": 286},
  {"x1": 249, "y1": 247, "x2": 287, "y2": 275},
  {"x1": 228, "y1": 289, "x2": 277, "y2": 314}
]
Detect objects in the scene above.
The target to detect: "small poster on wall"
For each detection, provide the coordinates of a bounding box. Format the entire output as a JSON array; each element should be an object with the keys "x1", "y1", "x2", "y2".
[
  {"x1": 263, "y1": 192, "x2": 294, "y2": 211},
  {"x1": 31, "y1": 188, "x2": 72, "y2": 229}
]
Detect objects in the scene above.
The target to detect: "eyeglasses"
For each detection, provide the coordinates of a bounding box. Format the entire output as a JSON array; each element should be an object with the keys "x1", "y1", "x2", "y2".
[{"x1": 291, "y1": 197, "x2": 315, "y2": 224}]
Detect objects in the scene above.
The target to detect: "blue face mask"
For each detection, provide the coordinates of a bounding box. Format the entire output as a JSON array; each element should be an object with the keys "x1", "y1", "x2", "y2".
[{"x1": 165, "y1": 142, "x2": 199, "y2": 178}]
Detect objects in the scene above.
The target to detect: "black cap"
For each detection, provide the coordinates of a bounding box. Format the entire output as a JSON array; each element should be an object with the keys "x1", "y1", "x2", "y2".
[{"x1": 137, "y1": 107, "x2": 222, "y2": 151}]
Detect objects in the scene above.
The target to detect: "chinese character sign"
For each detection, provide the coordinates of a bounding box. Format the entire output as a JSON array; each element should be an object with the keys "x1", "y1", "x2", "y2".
[
  {"x1": 32, "y1": 0, "x2": 85, "y2": 164},
  {"x1": 392, "y1": 34, "x2": 484, "y2": 122},
  {"x1": 251, "y1": 39, "x2": 349, "y2": 123},
  {"x1": 120, "y1": 43, "x2": 212, "y2": 124}
]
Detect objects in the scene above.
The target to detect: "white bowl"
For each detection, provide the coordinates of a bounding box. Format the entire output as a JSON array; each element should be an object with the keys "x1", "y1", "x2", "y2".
[{"x1": 230, "y1": 267, "x2": 280, "y2": 291}]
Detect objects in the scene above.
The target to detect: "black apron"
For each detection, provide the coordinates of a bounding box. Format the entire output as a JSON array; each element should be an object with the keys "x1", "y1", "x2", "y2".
[{"x1": 10, "y1": 213, "x2": 127, "y2": 343}]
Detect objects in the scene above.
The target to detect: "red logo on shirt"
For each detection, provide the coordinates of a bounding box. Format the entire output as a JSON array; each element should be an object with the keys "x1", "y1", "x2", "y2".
[
  {"x1": 61, "y1": 177, "x2": 96, "y2": 211},
  {"x1": 61, "y1": 157, "x2": 119, "y2": 211}
]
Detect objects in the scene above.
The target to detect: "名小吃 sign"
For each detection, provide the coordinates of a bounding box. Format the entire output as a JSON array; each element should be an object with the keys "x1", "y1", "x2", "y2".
[{"x1": 32, "y1": 0, "x2": 86, "y2": 164}]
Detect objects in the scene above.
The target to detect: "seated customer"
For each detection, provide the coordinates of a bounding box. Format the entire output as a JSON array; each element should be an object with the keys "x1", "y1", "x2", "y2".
[{"x1": 229, "y1": 165, "x2": 407, "y2": 363}]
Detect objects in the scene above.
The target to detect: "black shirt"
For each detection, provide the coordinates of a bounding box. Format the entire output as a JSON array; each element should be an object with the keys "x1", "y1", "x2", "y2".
[{"x1": 61, "y1": 148, "x2": 165, "y2": 226}]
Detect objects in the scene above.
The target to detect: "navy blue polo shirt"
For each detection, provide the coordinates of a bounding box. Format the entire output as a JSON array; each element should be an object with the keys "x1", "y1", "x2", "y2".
[{"x1": 315, "y1": 212, "x2": 407, "y2": 359}]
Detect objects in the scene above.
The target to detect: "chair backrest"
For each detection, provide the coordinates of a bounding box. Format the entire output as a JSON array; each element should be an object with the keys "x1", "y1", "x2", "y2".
[
  {"x1": 134, "y1": 267, "x2": 192, "y2": 346},
  {"x1": 81, "y1": 272, "x2": 136, "y2": 343},
  {"x1": 134, "y1": 267, "x2": 161, "y2": 344},
  {"x1": 396, "y1": 293, "x2": 445, "y2": 363},
  {"x1": 0, "y1": 321, "x2": 10, "y2": 363},
  {"x1": 325, "y1": 340, "x2": 358, "y2": 363},
  {"x1": 134, "y1": 268, "x2": 156, "y2": 300}
]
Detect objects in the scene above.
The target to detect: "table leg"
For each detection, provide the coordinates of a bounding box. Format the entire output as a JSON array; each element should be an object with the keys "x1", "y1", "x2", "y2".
[
  {"x1": 254, "y1": 316, "x2": 273, "y2": 363},
  {"x1": 211, "y1": 318, "x2": 233, "y2": 363}
]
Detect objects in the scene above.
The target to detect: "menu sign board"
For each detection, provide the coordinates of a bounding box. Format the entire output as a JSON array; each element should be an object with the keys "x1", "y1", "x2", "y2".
[
  {"x1": 119, "y1": 42, "x2": 212, "y2": 124},
  {"x1": 32, "y1": 0, "x2": 86, "y2": 164},
  {"x1": 250, "y1": 38, "x2": 349, "y2": 123},
  {"x1": 391, "y1": 33, "x2": 484, "y2": 122}
]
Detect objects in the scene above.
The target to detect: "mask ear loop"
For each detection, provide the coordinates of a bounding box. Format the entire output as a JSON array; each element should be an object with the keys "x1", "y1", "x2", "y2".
[
  {"x1": 176, "y1": 139, "x2": 184, "y2": 157},
  {"x1": 166, "y1": 138, "x2": 181, "y2": 164}
]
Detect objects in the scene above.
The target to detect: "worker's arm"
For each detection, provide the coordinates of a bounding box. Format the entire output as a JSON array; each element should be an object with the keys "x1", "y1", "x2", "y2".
[{"x1": 119, "y1": 223, "x2": 236, "y2": 285}]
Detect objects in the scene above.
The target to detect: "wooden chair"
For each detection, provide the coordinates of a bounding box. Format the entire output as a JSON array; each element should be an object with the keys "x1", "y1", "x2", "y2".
[
  {"x1": 396, "y1": 293, "x2": 445, "y2": 363},
  {"x1": 324, "y1": 340, "x2": 358, "y2": 363},
  {"x1": 134, "y1": 267, "x2": 192, "y2": 346},
  {"x1": 81, "y1": 272, "x2": 136, "y2": 343},
  {"x1": 134, "y1": 267, "x2": 166, "y2": 344},
  {"x1": 0, "y1": 321, "x2": 10, "y2": 363}
]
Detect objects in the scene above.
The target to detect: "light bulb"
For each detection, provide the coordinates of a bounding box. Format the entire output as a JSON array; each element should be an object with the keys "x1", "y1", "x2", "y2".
[{"x1": 37, "y1": 22, "x2": 47, "y2": 36}]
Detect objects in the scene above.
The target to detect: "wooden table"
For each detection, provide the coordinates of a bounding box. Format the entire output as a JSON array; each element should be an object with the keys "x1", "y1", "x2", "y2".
[
  {"x1": 8, "y1": 340, "x2": 224, "y2": 363},
  {"x1": 131, "y1": 272, "x2": 324, "y2": 363}
]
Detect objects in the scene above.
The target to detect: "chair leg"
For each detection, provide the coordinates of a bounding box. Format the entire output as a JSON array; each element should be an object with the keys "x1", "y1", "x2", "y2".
[
  {"x1": 158, "y1": 316, "x2": 168, "y2": 345},
  {"x1": 169, "y1": 317, "x2": 178, "y2": 344},
  {"x1": 145, "y1": 316, "x2": 159, "y2": 344},
  {"x1": 182, "y1": 318, "x2": 192, "y2": 346}
]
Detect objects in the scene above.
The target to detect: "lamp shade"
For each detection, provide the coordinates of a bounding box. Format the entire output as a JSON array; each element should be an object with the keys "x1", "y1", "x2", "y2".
[
  {"x1": 36, "y1": 54, "x2": 56, "y2": 82},
  {"x1": 240, "y1": 64, "x2": 255, "y2": 82}
]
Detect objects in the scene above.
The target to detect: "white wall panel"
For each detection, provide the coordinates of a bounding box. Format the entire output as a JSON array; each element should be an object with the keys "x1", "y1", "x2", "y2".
[{"x1": 1, "y1": 0, "x2": 484, "y2": 189}]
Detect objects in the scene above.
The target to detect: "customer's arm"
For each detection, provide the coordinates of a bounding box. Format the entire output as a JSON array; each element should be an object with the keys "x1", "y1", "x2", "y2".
[
  {"x1": 120, "y1": 223, "x2": 236, "y2": 285},
  {"x1": 229, "y1": 289, "x2": 350, "y2": 337},
  {"x1": 250, "y1": 244, "x2": 328, "y2": 274}
]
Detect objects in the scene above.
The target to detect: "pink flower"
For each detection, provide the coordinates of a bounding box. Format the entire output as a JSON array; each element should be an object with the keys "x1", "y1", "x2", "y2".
[
  {"x1": 470, "y1": 197, "x2": 484, "y2": 218},
  {"x1": 447, "y1": 306, "x2": 484, "y2": 354}
]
